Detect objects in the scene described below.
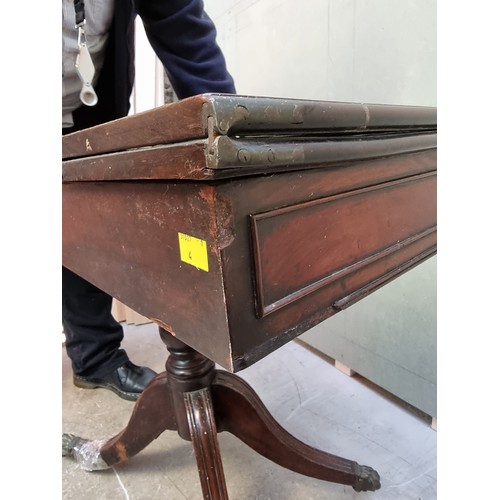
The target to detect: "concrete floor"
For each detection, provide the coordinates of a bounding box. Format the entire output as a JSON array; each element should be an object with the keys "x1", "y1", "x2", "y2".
[{"x1": 62, "y1": 322, "x2": 437, "y2": 499}]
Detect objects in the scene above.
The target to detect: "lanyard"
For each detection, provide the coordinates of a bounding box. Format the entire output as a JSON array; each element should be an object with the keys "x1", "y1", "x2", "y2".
[
  {"x1": 74, "y1": 0, "x2": 98, "y2": 106},
  {"x1": 74, "y1": 0, "x2": 85, "y2": 27}
]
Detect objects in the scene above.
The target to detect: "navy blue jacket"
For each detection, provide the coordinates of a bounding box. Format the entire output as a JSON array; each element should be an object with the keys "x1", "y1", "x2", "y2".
[{"x1": 70, "y1": 0, "x2": 235, "y2": 132}]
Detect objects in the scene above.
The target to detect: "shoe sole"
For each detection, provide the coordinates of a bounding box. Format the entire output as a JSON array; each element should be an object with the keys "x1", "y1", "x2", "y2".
[{"x1": 73, "y1": 376, "x2": 140, "y2": 402}]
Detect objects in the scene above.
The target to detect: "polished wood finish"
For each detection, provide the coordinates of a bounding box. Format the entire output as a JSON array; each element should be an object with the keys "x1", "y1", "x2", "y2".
[
  {"x1": 98, "y1": 329, "x2": 379, "y2": 497},
  {"x1": 62, "y1": 166, "x2": 436, "y2": 370},
  {"x1": 62, "y1": 94, "x2": 436, "y2": 497},
  {"x1": 62, "y1": 95, "x2": 436, "y2": 372}
]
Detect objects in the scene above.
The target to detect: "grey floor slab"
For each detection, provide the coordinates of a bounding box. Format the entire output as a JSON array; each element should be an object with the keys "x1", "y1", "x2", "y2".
[{"x1": 62, "y1": 322, "x2": 437, "y2": 499}]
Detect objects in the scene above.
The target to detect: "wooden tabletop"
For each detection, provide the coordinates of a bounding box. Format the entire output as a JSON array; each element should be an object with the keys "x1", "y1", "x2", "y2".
[{"x1": 62, "y1": 94, "x2": 437, "y2": 371}]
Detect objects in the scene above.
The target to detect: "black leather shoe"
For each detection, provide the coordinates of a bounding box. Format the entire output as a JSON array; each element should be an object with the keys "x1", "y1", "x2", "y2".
[{"x1": 73, "y1": 361, "x2": 157, "y2": 401}]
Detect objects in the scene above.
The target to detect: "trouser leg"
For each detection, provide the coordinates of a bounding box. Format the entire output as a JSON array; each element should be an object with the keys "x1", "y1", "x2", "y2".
[{"x1": 62, "y1": 266, "x2": 128, "y2": 378}]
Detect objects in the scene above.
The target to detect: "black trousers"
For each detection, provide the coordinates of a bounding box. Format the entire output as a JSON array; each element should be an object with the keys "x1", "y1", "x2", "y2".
[
  {"x1": 62, "y1": 267, "x2": 128, "y2": 377},
  {"x1": 63, "y1": 122, "x2": 129, "y2": 378}
]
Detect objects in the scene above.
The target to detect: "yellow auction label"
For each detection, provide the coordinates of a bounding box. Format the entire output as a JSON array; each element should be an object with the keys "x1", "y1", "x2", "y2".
[{"x1": 178, "y1": 232, "x2": 209, "y2": 272}]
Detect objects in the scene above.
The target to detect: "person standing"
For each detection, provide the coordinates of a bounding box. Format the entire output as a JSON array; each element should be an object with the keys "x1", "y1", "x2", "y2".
[{"x1": 62, "y1": 0, "x2": 236, "y2": 401}]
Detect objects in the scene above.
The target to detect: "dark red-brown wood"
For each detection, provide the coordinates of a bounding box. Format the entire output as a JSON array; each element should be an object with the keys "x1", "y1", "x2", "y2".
[
  {"x1": 63, "y1": 94, "x2": 436, "y2": 497},
  {"x1": 63, "y1": 143, "x2": 436, "y2": 371},
  {"x1": 97, "y1": 329, "x2": 380, "y2": 497}
]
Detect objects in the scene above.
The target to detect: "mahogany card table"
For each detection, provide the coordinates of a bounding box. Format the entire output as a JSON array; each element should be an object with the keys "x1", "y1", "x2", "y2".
[{"x1": 62, "y1": 94, "x2": 437, "y2": 498}]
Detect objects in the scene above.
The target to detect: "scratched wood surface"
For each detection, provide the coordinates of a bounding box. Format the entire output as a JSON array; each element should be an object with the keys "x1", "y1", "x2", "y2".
[{"x1": 62, "y1": 94, "x2": 437, "y2": 372}]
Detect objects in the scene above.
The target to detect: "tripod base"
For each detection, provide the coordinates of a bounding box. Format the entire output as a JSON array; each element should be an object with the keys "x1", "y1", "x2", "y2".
[{"x1": 63, "y1": 328, "x2": 381, "y2": 498}]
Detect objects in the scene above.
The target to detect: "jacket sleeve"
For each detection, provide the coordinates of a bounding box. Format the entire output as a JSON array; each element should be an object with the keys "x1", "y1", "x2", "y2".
[{"x1": 135, "y1": 0, "x2": 236, "y2": 98}]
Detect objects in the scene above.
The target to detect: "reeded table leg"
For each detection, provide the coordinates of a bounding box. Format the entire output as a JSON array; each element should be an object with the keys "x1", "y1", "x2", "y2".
[
  {"x1": 185, "y1": 388, "x2": 229, "y2": 500},
  {"x1": 161, "y1": 329, "x2": 229, "y2": 500},
  {"x1": 63, "y1": 326, "x2": 381, "y2": 496},
  {"x1": 211, "y1": 371, "x2": 380, "y2": 492}
]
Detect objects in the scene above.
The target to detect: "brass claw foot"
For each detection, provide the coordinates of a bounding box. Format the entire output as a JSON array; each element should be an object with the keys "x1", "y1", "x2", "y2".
[{"x1": 352, "y1": 464, "x2": 381, "y2": 492}]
